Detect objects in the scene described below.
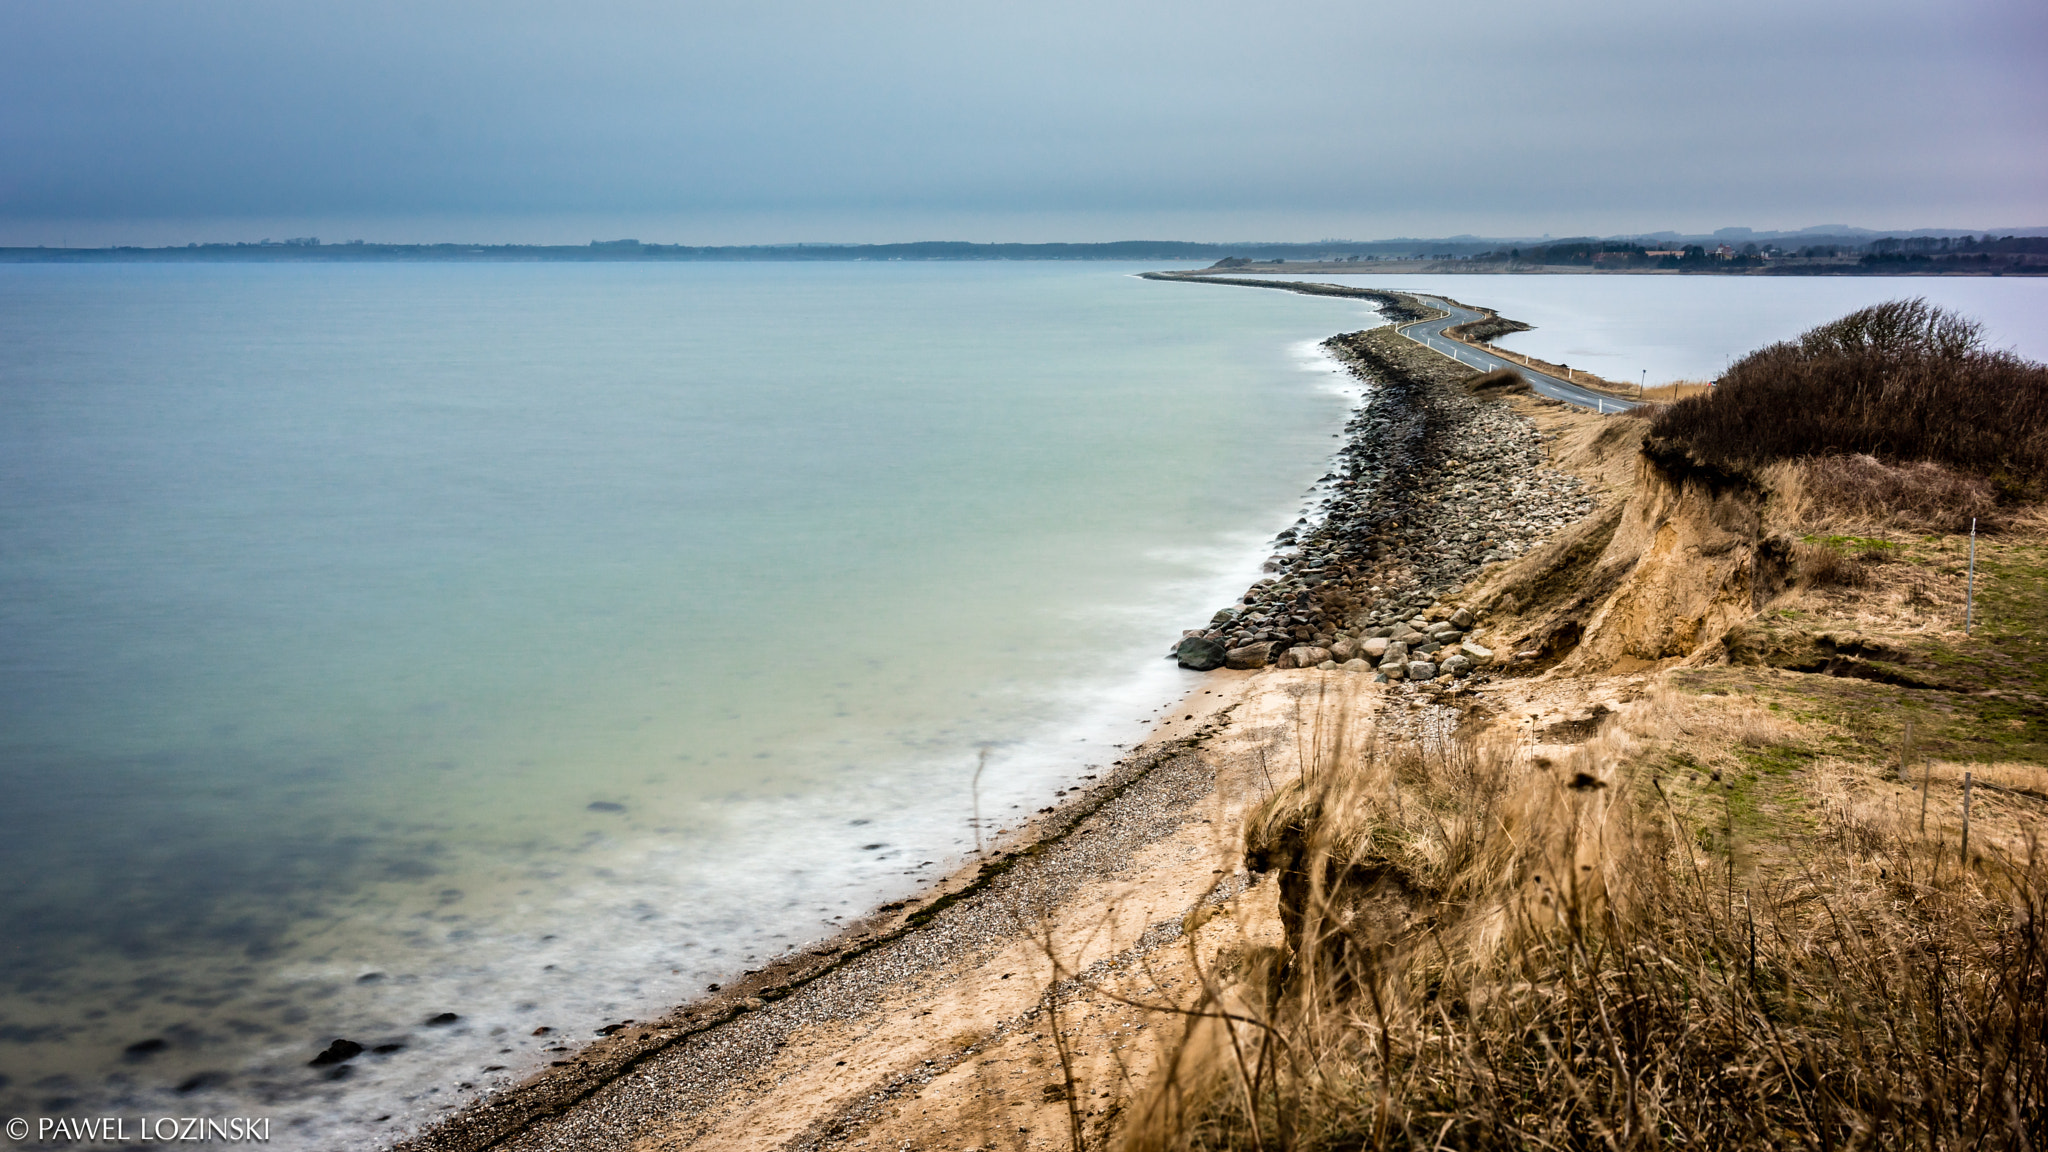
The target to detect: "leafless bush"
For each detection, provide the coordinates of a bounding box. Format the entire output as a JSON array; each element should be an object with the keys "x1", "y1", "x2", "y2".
[
  {"x1": 1795, "y1": 541, "x2": 1871, "y2": 587},
  {"x1": 1653, "y1": 299, "x2": 2048, "y2": 502}
]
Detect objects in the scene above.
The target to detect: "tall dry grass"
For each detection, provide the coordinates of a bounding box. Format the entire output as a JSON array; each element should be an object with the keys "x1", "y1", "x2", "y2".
[{"x1": 1124, "y1": 713, "x2": 2048, "y2": 1152}]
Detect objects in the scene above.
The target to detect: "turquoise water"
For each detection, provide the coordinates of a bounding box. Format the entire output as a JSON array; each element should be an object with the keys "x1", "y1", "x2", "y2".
[{"x1": 0, "y1": 262, "x2": 1377, "y2": 1143}]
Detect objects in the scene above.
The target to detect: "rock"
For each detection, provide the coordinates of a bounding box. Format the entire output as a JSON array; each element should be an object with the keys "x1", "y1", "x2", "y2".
[
  {"x1": 1460, "y1": 640, "x2": 1494, "y2": 662},
  {"x1": 1407, "y1": 660, "x2": 1438, "y2": 680},
  {"x1": 1362, "y1": 637, "x2": 1391, "y2": 659},
  {"x1": 1316, "y1": 660, "x2": 1340, "y2": 671},
  {"x1": 1381, "y1": 640, "x2": 1410, "y2": 664},
  {"x1": 1450, "y1": 607, "x2": 1476, "y2": 629},
  {"x1": 1281, "y1": 646, "x2": 1333, "y2": 669},
  {"x1": 1225, "y1": 642, "x2": 1276, "y2": 670},
  {"x1": 1442, "y1": 654, "x2": 1474, "y2": 676},
  {"x1": 1210, "y1": 608, "x2": 1239, "y2": 626},
  {"x1": 1341, "y1": 659, "x2": 1373, "y2": 672},
  {"x1": 1175, "y1": 636, "x2": 1227, "y2": 671},
  {"x1": 309, "y1": 1039, "x2": 364, "y2": 1067},
  {"x1": 424, "y1": 1013, "x2": 460, "y2": 1027},
  {"x1": 1385, "y1": 664, "x2": 1407, "y2": 681},
  {"x1": 1392, "y1": 627, "x2": 1425, "y2": 645},
  {"x1": 1329, "y1": 638, "x2": 1359, "y2": 662}
]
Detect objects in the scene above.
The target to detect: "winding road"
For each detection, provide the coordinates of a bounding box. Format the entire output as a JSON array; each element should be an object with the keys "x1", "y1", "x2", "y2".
[{"x1": 1399, "y1": 295, "x2": 1640, "y2": 412}]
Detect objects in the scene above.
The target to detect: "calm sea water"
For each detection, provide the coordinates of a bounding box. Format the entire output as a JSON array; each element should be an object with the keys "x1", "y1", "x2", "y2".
[
  {"x1": 2, "y1": 264, "x2": 2041, "y2": 1147},
  {"x1": 0, "y1": 262, "x2": 1377, "y2": 1145}
]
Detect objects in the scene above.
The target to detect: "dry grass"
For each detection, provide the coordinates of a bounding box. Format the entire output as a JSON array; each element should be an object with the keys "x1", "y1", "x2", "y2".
[
  {"x1": 1120, "y1": 706, "x2": 2048, "y2": 1152},
  {"x1": 1636, "y1": 380, "x2": 1714, "y2": 403},
  {"x1": 1793, "y1": 540, "x2": 1871, "y2": 588},
  {"x1": 1768, "y1": 454, "x2": 2006, "y2": 535}
]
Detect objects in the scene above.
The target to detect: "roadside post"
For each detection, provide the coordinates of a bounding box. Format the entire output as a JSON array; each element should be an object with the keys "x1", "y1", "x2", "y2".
[{"x1": 1966, "y1": 518, "x2": 1978, "y2": 633}]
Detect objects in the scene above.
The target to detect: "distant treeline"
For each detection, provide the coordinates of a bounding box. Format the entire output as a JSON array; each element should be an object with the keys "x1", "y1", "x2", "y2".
[
  {"x1": 0, "y1": 238, "x2": 1499, "y2": 264},
  {"x1": 1468, "y1": 235, "x2": 2048, "y2": 273}
]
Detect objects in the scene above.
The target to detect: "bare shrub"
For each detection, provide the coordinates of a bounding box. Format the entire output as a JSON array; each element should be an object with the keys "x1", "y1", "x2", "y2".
[
  {"x1": 1795, "y1": 541, "x2": 1870, "y2": 587},
  {"x1": 1128, "y1": 722, "x2": 2048, "y2": 1152},
  {"x1": 1653, "y1": 299, "x2": 2048, "y2": 502}
]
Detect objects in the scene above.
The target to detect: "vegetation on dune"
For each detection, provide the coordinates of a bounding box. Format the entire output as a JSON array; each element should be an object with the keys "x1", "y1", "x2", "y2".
[
  {"x1": 1651, "y1": 299, "x2": 2048, "y2": 508},
  {"x1": 1127, "y1": 715, "x2": 2048, "y2": 1152}
]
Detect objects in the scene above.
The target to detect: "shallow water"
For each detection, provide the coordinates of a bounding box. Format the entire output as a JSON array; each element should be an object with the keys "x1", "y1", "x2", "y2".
[{"x1": 0, "y1": 262, "x2": 1378, "y2": 1144}]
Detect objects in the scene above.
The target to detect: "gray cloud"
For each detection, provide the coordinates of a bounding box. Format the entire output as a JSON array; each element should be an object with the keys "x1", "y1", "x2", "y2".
[{"x1": 2, "y1": 0, "x2": 2042, "y2": 241}]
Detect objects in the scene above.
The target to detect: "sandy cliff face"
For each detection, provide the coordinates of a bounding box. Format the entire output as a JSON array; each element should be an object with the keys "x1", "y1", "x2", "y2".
[{"x1": 1467, "y1": 414, "x2": 1793, "y2": 677}]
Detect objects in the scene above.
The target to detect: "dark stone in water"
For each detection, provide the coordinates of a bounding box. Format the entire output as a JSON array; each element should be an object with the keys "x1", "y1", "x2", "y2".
[
  {"x1": 124, "y1": 1037, "x2": 168, "y2": 1059},
  {"x1": 356, "y1": 972, "x2": 385, "y2": 984},
  {"x1": 324, "y1": 1064, "x2": 353, "y2": 1081},
  {"x1": 424, "y1": 1012, "x2": 461, "y2": 1026},
  {"x1": 860, "y1": 843, "x2": 886, "y2": 851},
  {"x1": 1175, "y1": 636, "x2": 1226, "y2": 671},
  {"x1": 372, "y1": 1042, "x2": 406, "y2": 1054},
  {"x1": 706, "y1": 983, "x2": 721, "y2": 992},
  {"x1": 309, "y1": 1039, "x2": 363, "y2": 1067},
  {"x1": 587, "y1": 801, "x2": 625, "y2": 812},
  {"x1": 176, "y1": 1070, "x2": 228, "y2": 1094}
]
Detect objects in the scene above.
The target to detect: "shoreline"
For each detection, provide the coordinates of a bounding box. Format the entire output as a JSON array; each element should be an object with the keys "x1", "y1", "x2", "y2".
[{"x1": 394, "y1": 285, "x2": 1621, "y2": 1151}]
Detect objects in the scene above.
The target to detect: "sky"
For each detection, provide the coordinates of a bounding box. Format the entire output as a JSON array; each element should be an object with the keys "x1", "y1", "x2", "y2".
[{"x1": 2, "y1": 0, "x2": 2043, "y2": 246}]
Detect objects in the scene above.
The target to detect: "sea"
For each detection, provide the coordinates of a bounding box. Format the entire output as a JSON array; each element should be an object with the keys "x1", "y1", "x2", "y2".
[{"x1": 1, "y1": 262, "x2": 2042, "y2": 1147}]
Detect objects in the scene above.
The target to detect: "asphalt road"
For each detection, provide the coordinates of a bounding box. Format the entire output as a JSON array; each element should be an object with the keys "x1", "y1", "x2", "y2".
[{"x1": 1400, "y1": 295, "x2": 1640, "y2": 412}]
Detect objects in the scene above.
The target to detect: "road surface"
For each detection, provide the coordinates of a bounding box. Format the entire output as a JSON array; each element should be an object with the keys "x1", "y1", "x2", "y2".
[{"x1": 1400, "y1": 295, "x2": 1640, "y2": 412}]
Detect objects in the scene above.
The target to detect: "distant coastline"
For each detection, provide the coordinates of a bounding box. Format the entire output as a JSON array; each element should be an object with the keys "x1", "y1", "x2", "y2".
[{"x1": 3, "y1": 231, "x2": 2044, "y2": 273}]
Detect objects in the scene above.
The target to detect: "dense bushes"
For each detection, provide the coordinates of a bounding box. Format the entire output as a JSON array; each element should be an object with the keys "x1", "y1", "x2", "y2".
[{"x1": 1651, "y1": 300, "x2": 2048, "y2": 501}]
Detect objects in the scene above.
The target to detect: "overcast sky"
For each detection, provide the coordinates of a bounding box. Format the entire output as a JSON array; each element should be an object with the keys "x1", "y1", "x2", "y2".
[{"x1": 3, "y1": 0, "x2": 2043, "y2": 245}]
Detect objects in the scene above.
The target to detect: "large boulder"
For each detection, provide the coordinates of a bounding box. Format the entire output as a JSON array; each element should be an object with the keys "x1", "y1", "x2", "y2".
[
  {"x1": 1407, "y1": 660, "x2": 1438, "y2": 680},
  {"x1": 1450, "y1": 607, "x2": 1476, "y2": 629},
  {"x1": 1381, "y1": 641, "x2": 1410, "y2": 664},
  {"x1": 1329, "y1": 637, "x2": 1360, "y2": 662},
  {"x1": 1225, "y1": 641, "x2": 1277, "y2": 670},
  {"x1": 1176, "y1": 636, "x2": 1228, "y2": 671},
  {"x1": 1459, "y1": 640, "x2": 1494, "y2": 663},
  {"x1": 1280, "y1": 646, "x2": 1333, "y2": 669},
  {"x1": 1441, "y1": 654, "x2": 1474, "y2": 677},
  {"x1": 1361, "y1": 637, "x2": 1391, "y2": 659},
  {"x1": 1341, "y1": 658, "x2": 1374, "y2": 673}
]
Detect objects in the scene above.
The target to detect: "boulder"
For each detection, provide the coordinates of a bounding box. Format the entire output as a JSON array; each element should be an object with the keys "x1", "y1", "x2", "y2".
[
  {"x1": 1459, "y1": 640, "x2": 1494, "y2": 663},
  {"x1": 1441, "y1": 654, "x2": 1474, "y2": 676},
  {"x1": 1225, "y1": 642, "x2": 1276, "y2": 670},
  {"x1": 1381, "y1": 640, "x2": 1410, "y2": 664},
  {"x1": 1329, "y1": 638, "x2": 1360, "y2": 662},
  {"x1": 1450, "y1": 607, "x2": 1476, "y2": 629},
  {"x1": 1361, "y1": 637, "x2": 1390, "y2": 659},
  {"x1": 1280, "y1": 646, "x2": 1333, "y2": 669},
  {"x1": 1210, "y1": 608, "x2": 1239, "y2": 626},
  {"x1": 1407, "y1": 660, "x2": 1438, "y2": 680},
  {"x1": 1341, "y1": 659, "x2": 1373, "y2": 673},
  {"x1": 1391, "y1": 627, "x2": 1426, "y2": 645},
  {"x1": 1316, "y1": 660, "x2": 1340, "y2": 671},
  {"x1": 1175, "y1": 636, "x2": 1227, "y2": 671}
]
